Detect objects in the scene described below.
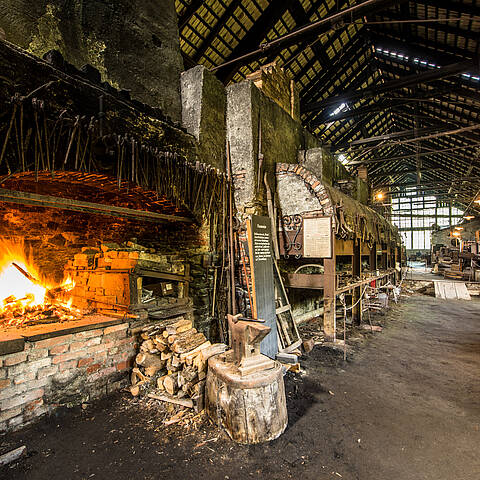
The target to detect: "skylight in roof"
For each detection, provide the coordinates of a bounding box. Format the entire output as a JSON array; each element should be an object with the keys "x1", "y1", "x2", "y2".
[
  {"x1": 375, "y1": 47, "x2": 480, "y2": 83},
  {"x1": 330, "y1": 102, "x2": 349, "y2": 117},
  {"x1": 338, "y1": 154, "x2": 348, "y2": 165}
]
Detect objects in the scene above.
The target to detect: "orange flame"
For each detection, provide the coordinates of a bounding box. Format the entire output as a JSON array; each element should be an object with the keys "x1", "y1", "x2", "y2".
[{"x1": 0, "y1": 239, "x2": 79, "y2": 328}]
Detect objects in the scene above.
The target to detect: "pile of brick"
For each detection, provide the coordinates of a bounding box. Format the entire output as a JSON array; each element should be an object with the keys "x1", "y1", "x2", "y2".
[
  {"x1": 66, "y1": 243, "x2": 186, "y2": 316},
  {"x1": 66, "y1": 245, "x2": 139, "y2": 314}
]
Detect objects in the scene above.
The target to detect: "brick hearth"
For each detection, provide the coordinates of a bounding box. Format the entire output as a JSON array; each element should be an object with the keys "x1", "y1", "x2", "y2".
[{"x1": 0, "y1": 316, "x2": 136, "y2": 431}]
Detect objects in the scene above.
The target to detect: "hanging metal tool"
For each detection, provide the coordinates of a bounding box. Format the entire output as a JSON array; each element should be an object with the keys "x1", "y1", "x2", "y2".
[
  {"x1": 256, "y1": 117, "x2": 263, "y2": 192},
  {"x1": 226, "y1": 141, "x2": 236, "y2": 315}
]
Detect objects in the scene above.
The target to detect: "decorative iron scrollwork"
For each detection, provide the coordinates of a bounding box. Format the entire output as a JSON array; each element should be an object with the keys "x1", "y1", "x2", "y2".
[{"x1": 282, "y1": 214, "x2": 303, "y2": 259}]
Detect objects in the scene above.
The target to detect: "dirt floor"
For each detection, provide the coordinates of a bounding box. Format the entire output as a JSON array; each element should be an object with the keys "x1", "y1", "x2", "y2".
[{"x1": 2, "y1": 294, "x2": 480, "y2": 480}]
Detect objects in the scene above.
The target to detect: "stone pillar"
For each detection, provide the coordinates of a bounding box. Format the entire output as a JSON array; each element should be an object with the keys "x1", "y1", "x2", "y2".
[
  {"x1": 181, "y1": 65, "x2": 226, "y2": 171},
  {"x1": 0, "y1": 0, "x2": 183, "y2": 121},
  {"x1": 226, "y1": 78, "x2": 317, "y2": 214},
  {"x1": 297, "y1": 147, "x2": 333, "y2": 186},
  {"x1": 226, "y1": 81, "x2": 260, "y2": 213}
]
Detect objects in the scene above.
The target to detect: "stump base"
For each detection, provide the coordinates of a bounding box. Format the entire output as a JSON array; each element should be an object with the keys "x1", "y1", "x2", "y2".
[{"x1": 206, "y1": 352, "x2": 287, "y2": 444}]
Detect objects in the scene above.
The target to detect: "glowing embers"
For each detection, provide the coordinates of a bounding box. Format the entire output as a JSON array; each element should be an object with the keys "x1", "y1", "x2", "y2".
[{"x1": 0, "y1": 239, "x2": 80, "y2": 328}]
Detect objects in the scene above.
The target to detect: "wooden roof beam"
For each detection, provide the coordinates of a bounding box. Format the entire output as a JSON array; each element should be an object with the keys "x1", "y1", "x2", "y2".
[
  {"x1": 417, "y1": 0, "x2": 480, "y2": 16},
  {"x1": 345, "y1": 144, "x2": 480, "y2": 166},
  {"x1": 216, "y1": 0, "x2": 297, "y2": 83},
  {"x1": 365, "y1": 30, "x2": 479, "y2": 65},
  {"x1": 300, "y1": 35, "x2": 370, "y2": 103},
  {"x1": 393, "y1": 105, "x2": 480, "y2": 143},
  {"x1": 304, "y1": 61, "x2": 376, "y2": 125},
  {"x1": 374, "y1": 9, "x2": 480, "y2": 43},
  {"x1": 178, "y1": 0, "x2": 204, "y2": 30},
  {"x1": 215, "y1": 0, "x2": 408, "y2": 83},
  {"x1": 302, "y1": 59, "x2": 477, "y2": 114},
  {"x1": 310, "y1": 85, "x2": 460, "y2": 125},
  {"x1": 192, "y1": 0, "x2": 244, "y2": 63},
  {"x1": 376, "y1": 62, "x2": 480, "y2": 104}
]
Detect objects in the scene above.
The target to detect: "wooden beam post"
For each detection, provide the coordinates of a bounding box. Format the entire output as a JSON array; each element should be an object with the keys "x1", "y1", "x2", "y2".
[
  {"x1": 323, "y1": 242, "x2": 336, "y2": 341},
  {"x1": 395, "y1": 246, "x2": 400, "y2": 283},
  {"x1": 370, "y1": 242, "x2": 377, "y2": 272},
  {"x1": 381, "y1": 243, "x2": 388, "y2": 270},
  {"x1": 352, "y1": 238, "x2": 362, "y2": 325}
]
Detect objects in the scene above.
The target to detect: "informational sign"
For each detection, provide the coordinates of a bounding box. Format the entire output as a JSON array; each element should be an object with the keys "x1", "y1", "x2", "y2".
[
  {"x1": 303, "y1": 216, "x2": 333, "y2": 258},
  {"x1": 247, "y1": 215, "x2": 278, "y2": 359}
]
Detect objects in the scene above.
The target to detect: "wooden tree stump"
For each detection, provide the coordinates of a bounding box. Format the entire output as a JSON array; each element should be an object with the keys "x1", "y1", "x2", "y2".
[{"x1": 205, "y1": 353, "x2": 287, "y2": 444}]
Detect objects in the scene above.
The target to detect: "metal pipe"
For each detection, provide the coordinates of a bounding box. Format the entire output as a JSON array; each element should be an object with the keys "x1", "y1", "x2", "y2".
[{"x1": 210, "y1": 0, "x2": 380, "y2": 72}]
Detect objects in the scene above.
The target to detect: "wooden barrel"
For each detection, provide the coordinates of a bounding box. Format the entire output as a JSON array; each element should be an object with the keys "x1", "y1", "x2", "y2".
[{"x1": 206, "y1": 353, "x2": 287, "y2": 444}]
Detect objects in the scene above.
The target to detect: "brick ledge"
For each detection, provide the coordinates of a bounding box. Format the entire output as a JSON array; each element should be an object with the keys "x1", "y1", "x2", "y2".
[{"x1": 0, "y1": 315, "x2": 125, "y2": 352}]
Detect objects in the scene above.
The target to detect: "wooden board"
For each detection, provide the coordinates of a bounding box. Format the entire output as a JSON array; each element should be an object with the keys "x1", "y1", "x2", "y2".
[
  {"x1": 273, "y1": 259, "x2": 302, "y2": 352},
  {"x1": 434, "y1": 281, "x2": 471, "y2": 300},
  {"x1": 454, "y1": 283, "x2": 471, "y2": 300}
]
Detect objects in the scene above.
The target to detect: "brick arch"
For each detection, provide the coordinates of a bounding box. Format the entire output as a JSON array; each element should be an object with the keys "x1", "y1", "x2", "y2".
[{"x1": 275, "y1": 162, "x2": 335, "y2": 220}]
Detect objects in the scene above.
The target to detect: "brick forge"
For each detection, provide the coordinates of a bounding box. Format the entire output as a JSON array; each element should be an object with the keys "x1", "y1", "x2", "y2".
[
  {"x1": 0, "y1": 244, "x2": 192, "y2": 433},
  {"x1": 0, "y1": 320, "x2": 136, "y2": 431},
  {"x1": 66, "y1": 246, "x2": 189, "y2": 316}
]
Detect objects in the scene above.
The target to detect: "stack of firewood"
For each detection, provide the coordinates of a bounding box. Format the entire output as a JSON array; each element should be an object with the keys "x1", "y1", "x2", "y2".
[{"x1": 130, "y1": 316, "x2": 226, "y2": 411}]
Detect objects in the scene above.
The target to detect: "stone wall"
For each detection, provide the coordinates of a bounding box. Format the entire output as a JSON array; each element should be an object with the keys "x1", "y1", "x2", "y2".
[
  {"x1": 226, "y1": 80, "x2": 320, "y2": 214},
  {"x1": 246, "y1": 63, "x2": 300, "y2": 121},
  {"x1": 298, "y1": 148, "x2": 333, "y2": 187},
  {"x1": 0, "y1": 321, "x2": 136, "y2": 432},
  {"x1": 0, "y1": 0, "x2": 184, "y2": 122}
]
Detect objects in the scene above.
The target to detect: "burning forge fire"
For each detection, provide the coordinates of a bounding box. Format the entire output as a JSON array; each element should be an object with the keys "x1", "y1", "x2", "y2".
[{"x1": 0, "y1": 240, "x2": 81, "y2": 328}]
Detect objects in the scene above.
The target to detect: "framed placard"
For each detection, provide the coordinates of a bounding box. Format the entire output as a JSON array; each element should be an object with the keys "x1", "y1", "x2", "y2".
[{"x1": 303, "y1": 216, "x2": 333, "y2": 258}]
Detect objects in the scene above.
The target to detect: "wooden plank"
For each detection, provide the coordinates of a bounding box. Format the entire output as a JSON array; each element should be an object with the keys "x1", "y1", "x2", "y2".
[
  {"x1": 136, "y1": 269, "x2": 192, "y2": 282},
  {"x1": 281, "y1": 339, "x2": 302, "y2": 354},
  {"x1": 454, "y1": 283, "x2": 471, "y2": 300},
  {"x1": 276, "y1": 304, "x2": 291, "y2": 315},
  {"x1": 285, "y1": 273, "x2": 325, "y2": 289},
  {"x1": 147, "y1": 393, "x2": 193, "y2": 408},
  {"x1": 273, "y1": 259, "x2": 302, "y2": 351},
  {"x1": 444, "y1": 282, "x2": 457, "y2": 300},
  {"x1": 0, "y1": 446, "x2": 26, "y2": 466},
  {"x1": 0, "y1": 333, "x2": 25, "y2": 355},
  {"x1": 0, "y1": 188, "x2": 193, "y2": 223},
  {"x1": 335, "y1": 269, "x2": 396, "y2": 294}
]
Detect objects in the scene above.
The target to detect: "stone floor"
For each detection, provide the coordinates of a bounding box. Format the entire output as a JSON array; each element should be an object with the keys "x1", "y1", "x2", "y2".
[{"x1": 2, "y1": 294, "x2": 480, "y2": 480}]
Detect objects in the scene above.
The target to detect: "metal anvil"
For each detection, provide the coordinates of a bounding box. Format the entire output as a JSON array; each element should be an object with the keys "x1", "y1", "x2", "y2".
[{"x1": 227, "y1": 314, "x2": 275, "y2": 376}]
